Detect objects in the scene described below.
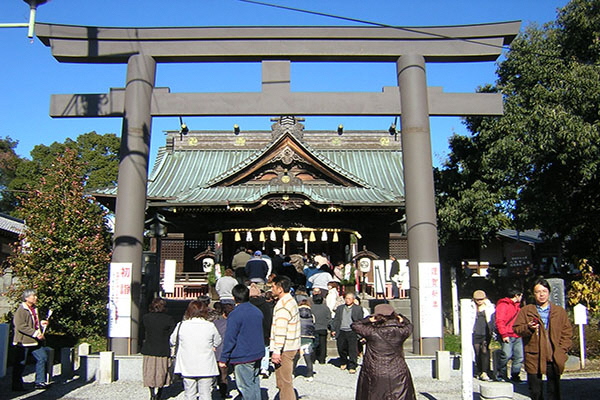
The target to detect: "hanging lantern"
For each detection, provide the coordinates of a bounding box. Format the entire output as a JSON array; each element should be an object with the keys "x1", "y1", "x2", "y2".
[
  {"x1": 333, "y1": 231, "x2": 339, "y2": 242},
  {"x1": 321, "y1": 230, "x2": 328, "y2": 241},
  {"x1": 234, "y1": 231, "x2": 241, "y2": 242},
  {"x1": 246, "y1": 231, "x2": 253, "y2": 241},
  {"x1": 259, "y1": 231, "x2": 266, "y2": 242},
  {"x1": 296, "y1": 231, "x2": 303, "y2": 241},
  {"x1": 309, "y1": 231, "x2": 316, "y2": 242},
  {"x1": 283, "y1": 230, "x2": 290, "y2": 241},
  {"x1": 270, "y1": 230, "x2": 276, "y2": 241}
]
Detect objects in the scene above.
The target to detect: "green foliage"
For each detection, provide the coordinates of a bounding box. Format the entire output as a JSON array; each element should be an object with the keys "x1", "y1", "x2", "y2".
[
  {"x1": 568, "y1": 259, "x2": 600, "y2": 316},
  {"x1": 436, "y1": 0, "x2": 600, "y2": 261},
  {"x1": 0, "y1": 136, "x2": 25, "y2": 213},
  {"x1": 443, "y1": 333, "x2": 461, "y2": 353},
  {"x1": 8, "y1": 132, "x2": 120, "y2": 215},
  {"x1": 9, "y1": 149, "x2": 112, "y2": 339}
]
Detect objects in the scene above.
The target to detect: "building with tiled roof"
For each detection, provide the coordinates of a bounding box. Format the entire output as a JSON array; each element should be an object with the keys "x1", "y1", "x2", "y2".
[{"x1": 95, "y1": 117, "x2": 408, "y2": 274}]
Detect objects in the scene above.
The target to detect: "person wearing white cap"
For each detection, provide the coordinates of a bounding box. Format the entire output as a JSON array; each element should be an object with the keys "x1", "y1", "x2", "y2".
[{"x1": 470, "y1": 290, "x2": 496, "y2": 381}]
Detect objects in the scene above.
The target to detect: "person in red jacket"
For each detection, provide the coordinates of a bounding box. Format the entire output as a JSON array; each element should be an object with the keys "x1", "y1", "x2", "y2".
[{"x1": 495, "y1": 286, "x2": 524, "y2": 382}]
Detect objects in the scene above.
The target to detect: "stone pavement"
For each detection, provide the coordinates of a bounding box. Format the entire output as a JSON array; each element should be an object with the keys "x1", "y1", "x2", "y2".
[{"x1": 2, "y1": 360, "x2": 600, "y2": 400}]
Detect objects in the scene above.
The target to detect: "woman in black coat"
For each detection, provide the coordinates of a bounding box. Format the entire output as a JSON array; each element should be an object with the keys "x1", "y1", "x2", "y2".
[
  {"x1": 141, "y1": 298, "x2": 176, "y2": 400},
  {"x1": 351, "y1": 303, "x2": 416, "y2": 400}
]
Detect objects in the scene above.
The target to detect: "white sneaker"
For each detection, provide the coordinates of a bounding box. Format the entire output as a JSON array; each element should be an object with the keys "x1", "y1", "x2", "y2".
[
  {"x1": 305, "y1": 377, "x2": 314, "y2": 382},
  {"x1": 479, "y1": 372, "x2": 492, "y2": 381}
]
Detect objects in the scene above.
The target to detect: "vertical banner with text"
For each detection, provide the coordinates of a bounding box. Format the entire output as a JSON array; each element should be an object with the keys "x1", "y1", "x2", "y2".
[
  {"x1": 108, "y1": 262, "x2": 132, "y2": 338},
  {"x1": 418, "y1": 262, "x2": 442, "y2": 338}
]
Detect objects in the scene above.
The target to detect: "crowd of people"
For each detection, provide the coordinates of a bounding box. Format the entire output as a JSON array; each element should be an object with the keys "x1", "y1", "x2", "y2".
[
  {"x1": 470, "y1": 278, "x2": 572, "y2": 400},
  {"x1": 11, "y1": 249, "x2": 575, "y2": 400},
  {"x1": 139, "y1": 250, "x2": 416, "y2": 400}
]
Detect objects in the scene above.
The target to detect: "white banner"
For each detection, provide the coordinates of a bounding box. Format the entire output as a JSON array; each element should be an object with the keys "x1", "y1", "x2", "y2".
[
  {"x1": 418, "y1": 262, "x2": 443, "y2": 338},
  {"x1": 108, "y1": 262, "x2": 132, "y2": 338},
  {"x1": 163, "y1": 260, "x2": 177, "y2": 294}
]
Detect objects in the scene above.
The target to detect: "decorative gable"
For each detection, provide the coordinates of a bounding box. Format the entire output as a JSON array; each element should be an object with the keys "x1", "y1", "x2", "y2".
[{"x1": 207, "y1": 117, "x2": 368, "y2": 189}]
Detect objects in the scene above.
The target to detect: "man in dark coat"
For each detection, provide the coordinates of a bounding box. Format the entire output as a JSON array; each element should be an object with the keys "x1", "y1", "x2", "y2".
[
  {"x1": 351, "y1": 303, "x2": 416, "y2": 400},
  {"x1": 513, "y1": 278, "x2": 572, "y2": 400},
  {"x1": 218, "y1": 284, "x2": 265, "y2": 400},
  {"x1": 249, "y1": 283, "x2": 274, "y2": 377},
  {"x1": 330, "y1": 292, "x2": 364, "y2": 373},
  {"x1": 245, "y1": 250, "x2": 269, "y2": 284}
]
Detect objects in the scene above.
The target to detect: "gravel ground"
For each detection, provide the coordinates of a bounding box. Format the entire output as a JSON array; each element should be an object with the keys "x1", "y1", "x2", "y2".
[{"x1": 2, "y1": 361, "x2": 600, "y2": 400}]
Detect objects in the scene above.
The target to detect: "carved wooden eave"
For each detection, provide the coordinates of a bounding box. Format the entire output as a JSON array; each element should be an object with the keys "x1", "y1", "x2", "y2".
[{"x1": 207, "y1": 130, "x2": 367, "y2": 189}]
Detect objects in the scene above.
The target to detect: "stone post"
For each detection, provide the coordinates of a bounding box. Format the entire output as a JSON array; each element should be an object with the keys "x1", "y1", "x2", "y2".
[
  {"x1": 436, "y1": 350, "x2": 451, "y2": 380},
  {"x1": 109, "y1": 54, "x2": 156, "y2": 355},
  {"x1": 99, "y1": 351, "x2": 114, "y2": 384},
  {"x1": 460, "y1": 298, "x2": 474, "y2": 400},
  {"x1": 0, "y1": 323, "x2": 8, "y2": 378},
  {"x1": 61, "y1": 347, "x2": 74, "y2": 379},
  {"x1": 397, "y1": 53, "x2": 442, "y2": 355}
]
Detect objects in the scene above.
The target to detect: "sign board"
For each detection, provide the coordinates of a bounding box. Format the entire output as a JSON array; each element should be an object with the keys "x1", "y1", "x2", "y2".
[
  {"x1": 418, "y1": 262, "x2": 443, "y2": 338},
  {"x1": 574, "y1": 303, "x2": 588, "y2": 325},
  {"x1": 163, "y1": 260, "x2": 177, "y2": 294},
  {"x1": 108, "y1": 262, "x2": 132, "y2": 338}
]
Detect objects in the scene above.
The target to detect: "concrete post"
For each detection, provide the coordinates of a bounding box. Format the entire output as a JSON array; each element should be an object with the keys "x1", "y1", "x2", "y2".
[
  {"x1": 77, "y1": 342, "x2": 91, "y2": 369},
  {"x1": 436, "y1": 350, "x2": 451, "y2": 381},
  {"x1": 0, "y1": 323, "x2": 8, "y2": 378},
  {"x1": 109, "y1": 55, "x2": 156, "y2": 355},
  {"x1": 397, "y1": 54, "x2": 442, "y2": 355},
  {"x1": 99, "y1": 351, "x2": 115, "y2": 384},
  {"x1": 61, "y1": 347, "x2": 74, "y2": 379}
]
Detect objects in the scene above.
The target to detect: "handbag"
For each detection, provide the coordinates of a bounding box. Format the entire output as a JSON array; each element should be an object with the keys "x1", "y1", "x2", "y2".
[{"x1": 168, "y1": 322, "x2": 182, "y2": 383}]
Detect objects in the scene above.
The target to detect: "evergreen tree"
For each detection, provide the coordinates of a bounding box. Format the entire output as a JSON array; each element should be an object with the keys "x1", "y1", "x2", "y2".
[
  {"x1": 436, "y1": 0, "x2": 600, "y2": 262},
  {"x1": 9, "y1": 149, "x2": 112, "y2": 338}
]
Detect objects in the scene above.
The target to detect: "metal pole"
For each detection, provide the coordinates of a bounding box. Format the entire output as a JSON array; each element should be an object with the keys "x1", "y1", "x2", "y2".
[
  {"x1": 397, "y1": 54, "x2": 442, "y2": 355},
  {"x1": 109, "y1": 54, "x2": 156, "y2": 355},
  {"x1": 27, "y1": 5, "x2": 37, "y2": 38}
]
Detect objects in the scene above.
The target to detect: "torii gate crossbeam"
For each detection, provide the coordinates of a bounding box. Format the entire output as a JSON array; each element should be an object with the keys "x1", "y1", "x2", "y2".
[{"x1": 36, "y1": 21, "x2": 520, "y2": 356}]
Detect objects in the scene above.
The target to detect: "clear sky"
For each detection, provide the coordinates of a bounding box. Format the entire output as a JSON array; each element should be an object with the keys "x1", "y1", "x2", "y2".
[{"x1": 0, "y1": 0, "x2": 567, "y2": 167}]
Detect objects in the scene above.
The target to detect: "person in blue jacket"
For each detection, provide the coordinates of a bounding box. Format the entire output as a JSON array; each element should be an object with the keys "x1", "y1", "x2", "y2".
[{"x1": 218, "y1": 284, "x2": 264, "y2": 400}]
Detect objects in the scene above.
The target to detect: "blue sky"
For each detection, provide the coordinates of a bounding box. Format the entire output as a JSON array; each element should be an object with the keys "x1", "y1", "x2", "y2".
[{"x1": 0, "y1": 0, "x2": 567, "y2": 166}]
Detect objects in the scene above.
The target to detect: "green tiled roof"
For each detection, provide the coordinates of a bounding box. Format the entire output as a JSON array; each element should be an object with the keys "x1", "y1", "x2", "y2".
[{"x1": 96, "y1": 130, "x2": 405, "y2": 207}]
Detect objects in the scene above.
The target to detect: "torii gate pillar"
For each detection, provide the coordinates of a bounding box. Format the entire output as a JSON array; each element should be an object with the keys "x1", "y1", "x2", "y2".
[
  {"x1": 398, "y1": 54, "x2": 442, "y2": 354},
  {"x1": 110, "y1": 55, "x2": 156, "y2": 355}
]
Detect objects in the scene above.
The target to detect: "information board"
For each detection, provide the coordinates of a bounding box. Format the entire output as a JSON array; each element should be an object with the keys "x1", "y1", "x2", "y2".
[{"x1": 108, "y1": 262, "x2": 132, "y2": 338}]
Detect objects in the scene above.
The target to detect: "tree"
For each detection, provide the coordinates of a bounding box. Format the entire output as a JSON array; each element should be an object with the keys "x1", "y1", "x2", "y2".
[
  {"x1": 0, "y1": 136, "x2": 26, "y2": 213},
  {"x1": 436, "y1": 0, "x2": 600, "y2": 262},
  {"x1": 9, "y1": 149, "x2": 112, "y2": 338},
  {"x1": 8, "y1": 131, "x2": 120, "y2": 214},
  {"x1": 568, "y1": 259, "x2": 600, "y2": 316}
]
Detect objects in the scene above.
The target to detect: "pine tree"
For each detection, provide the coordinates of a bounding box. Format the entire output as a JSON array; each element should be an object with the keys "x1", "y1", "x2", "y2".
[{"x1": 10, "y1": 149, "x2": 112, "y2": 338}]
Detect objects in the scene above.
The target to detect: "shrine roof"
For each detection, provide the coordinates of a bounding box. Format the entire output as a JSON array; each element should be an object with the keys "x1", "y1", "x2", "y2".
[{"x1": 95, "y1": 126, "x2": 405, "y2": 208}]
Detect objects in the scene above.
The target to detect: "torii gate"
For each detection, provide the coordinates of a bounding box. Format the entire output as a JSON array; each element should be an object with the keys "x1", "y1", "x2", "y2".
[{"x1": 36, "y1": 21, "x2": 520, "y2": 355}]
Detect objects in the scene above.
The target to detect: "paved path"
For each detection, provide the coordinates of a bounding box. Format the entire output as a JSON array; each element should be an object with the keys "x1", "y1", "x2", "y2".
[{"x1": 2, "y1": 361, "x2": 600, "y2": 400}]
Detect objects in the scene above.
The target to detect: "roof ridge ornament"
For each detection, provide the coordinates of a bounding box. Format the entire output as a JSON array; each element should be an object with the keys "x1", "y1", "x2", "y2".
[{"x1": 270, "y1": 116, "x2": 305, "y2": 141}]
